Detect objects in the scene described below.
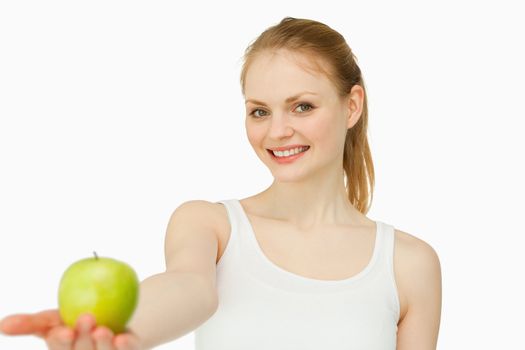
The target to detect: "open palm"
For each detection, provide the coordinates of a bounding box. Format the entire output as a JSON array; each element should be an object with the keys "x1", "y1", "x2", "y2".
[{"x1": 0, "y1": 309, "x2": 141, "y2": 350}]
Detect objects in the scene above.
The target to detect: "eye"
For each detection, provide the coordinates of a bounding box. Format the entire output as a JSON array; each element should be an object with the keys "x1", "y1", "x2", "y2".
[
  {"x1": 249, "y1": 108, "x2": 268, "y2": 118},
  {"x1": 248, "y1": 103, "x2": 314, "y2": 119},
  {"x1": 294, "y1": 103, "x2": 314, "y2": 113}
]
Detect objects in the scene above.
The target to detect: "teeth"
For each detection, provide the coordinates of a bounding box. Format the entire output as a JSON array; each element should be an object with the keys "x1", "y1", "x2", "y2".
[{"x1": 272, "y1": 146, "x2": 308, "y2": 157}]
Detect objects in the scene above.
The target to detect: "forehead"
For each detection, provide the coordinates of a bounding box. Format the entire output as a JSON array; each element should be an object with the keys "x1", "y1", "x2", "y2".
[{"x1": 244, "y1": 50, "x2": 336, "y2": 101}]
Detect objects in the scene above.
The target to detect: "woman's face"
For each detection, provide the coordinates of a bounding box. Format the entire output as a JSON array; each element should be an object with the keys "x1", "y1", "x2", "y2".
[{"x1": 244, "y1": 49, "x2": 355, "y2": 183}]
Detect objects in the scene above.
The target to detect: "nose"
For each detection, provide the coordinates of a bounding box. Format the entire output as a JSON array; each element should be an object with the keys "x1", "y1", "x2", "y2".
[{"x1": 267, "y1": 112, "x2": 294, "y2": 139}]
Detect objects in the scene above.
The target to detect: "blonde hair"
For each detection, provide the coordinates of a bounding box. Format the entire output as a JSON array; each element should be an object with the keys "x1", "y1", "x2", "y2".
[{"x1": 240, "y1": 17, "x2": 375, "y2": 215}]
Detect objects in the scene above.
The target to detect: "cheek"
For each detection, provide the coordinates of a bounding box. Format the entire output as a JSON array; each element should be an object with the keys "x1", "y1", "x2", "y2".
[
  {"x1": 307, "y1": 118, "x2": 339, "y2": 151},
  {"x1": 245, "y1": 122, "x2": 264, "y2": 147}
]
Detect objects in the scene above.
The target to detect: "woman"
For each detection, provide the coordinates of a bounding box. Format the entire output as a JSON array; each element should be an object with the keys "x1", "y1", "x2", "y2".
[{"x1": 0, "y1": 17, "x2": 442, "y2": 350}]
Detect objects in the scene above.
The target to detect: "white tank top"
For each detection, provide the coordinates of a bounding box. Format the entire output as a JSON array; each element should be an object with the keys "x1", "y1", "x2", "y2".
[{"x1": 194, "y1": 199, "x2": 400, "y2": 350}]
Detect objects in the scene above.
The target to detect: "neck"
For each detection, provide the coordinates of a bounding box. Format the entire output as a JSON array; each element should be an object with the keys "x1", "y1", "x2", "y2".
[{"x1": 259, "y1": 168, "x2": 362, "y2": 230}]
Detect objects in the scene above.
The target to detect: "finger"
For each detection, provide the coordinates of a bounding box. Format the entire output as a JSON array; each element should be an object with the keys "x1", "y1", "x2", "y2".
[
  {"x1": 114, "y1": 333, "x2": 141, "y2": 350},
  {"x1": 92, "y1": 326, "x2": 115, "y2": 350},
  {"x1": 45, "y1": 325, "x2": 74, "y2": 350},
  {"x1": 0, "y1": 309, "x2": 62, "y2": 336},
  {"x1": 72, "y1": 314, "x2": 96, "y2": 350}
]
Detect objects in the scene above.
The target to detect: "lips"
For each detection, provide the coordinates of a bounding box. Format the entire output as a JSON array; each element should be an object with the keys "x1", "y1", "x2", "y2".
[
  {"x1": 266, "y1": 146, "x2": 310, "y2": 162},
  {"x1": 268, "y1": 145, "x2": 310, "y2": 152}
]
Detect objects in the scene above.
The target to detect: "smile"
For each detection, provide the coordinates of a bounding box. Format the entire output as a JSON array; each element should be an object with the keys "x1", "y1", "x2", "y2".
[{"x1": 266, "y1": 146, "x2": 310, "y2": 164}]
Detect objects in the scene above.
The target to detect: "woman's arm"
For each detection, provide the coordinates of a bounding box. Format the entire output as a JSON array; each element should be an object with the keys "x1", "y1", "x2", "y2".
[
  {"x1": 0, "y1": 199, "x2": 220, "y2": 350},
  {"x1": 127, "y1": 200, "x2": 221, "y2": 349},
  {"x1": 396, "y1": 233, "x2": 442, "y2": 350},
  {"x1": 127, "y1": 270, "x2": 218, "y2": 349}
]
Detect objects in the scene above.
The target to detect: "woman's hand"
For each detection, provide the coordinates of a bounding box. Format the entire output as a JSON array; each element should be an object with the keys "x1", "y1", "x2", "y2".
[{"x1": 0, "y1": 309, "x2": 141, "y2": 350}]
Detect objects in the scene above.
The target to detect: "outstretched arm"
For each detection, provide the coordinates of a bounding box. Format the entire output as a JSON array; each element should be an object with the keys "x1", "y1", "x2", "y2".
[{"x1": 0, "y1": 200, "x2": 221, "y2": 350}]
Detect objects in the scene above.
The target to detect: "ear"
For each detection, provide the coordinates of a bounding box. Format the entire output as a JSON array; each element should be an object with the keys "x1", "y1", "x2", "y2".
[{"x1": 346, "y1": 85, "x2": 365, "y2": 129}]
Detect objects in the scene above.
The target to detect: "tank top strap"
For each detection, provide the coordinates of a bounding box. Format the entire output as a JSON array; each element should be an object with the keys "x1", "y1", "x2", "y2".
[
  {"x1": 215, "y1": 199, "x2": 240, "y2": 233},
  {"x1": 214, "y1": 199, "x2": 243, "y2": 263},
  {"x1": 376, "y1": 221, "x2": 401, "y2": 317},
  {"x1": 377, "y1": 221, "x2": 395, "y2": 273}
]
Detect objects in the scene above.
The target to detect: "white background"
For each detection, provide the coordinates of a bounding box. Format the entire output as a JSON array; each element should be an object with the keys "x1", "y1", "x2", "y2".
[{"x1": 1, "y1": 0, "x2": 524, "y2": 349}]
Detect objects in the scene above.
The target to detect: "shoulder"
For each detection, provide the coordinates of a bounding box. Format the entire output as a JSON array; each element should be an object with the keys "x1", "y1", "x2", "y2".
[
  {"x1": 174, "y1": 199, "x2": 218, "y2": 212},
  {"x1": 171, "y1": 199, "x2": 228, "y2": 234},
  {"x1": 172, "y1": 200, "x2": 224, "y2": 224},
  {"x1": 394, "y1": 228, "x2": 442, "y2": 325},
  {"x1": 394, "y1": 228, "x2": 441, "y2": 267}
]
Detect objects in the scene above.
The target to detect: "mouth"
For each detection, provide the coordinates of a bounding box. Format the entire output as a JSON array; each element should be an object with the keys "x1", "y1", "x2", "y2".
[{"x1": 266, "y1": 145, "x2": 310, "y2": 160}]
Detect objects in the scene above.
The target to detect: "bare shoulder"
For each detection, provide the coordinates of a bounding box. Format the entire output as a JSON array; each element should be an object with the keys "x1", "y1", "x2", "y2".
[
  {"x1": 394, "y1": 228, "x2": 441, "y2": 264},
  {"x1": 393, "y1": 228, "x2": 442, "y2": 340},
  {"x1": 172, "y1": 199, "x2": 225, "y2": 231},
  {"x1": 174, "y1": 199, "x2": 230, "y2": 239},
  {"x1": 164, "y1": 199, "x2": 225, "y2": 282}
]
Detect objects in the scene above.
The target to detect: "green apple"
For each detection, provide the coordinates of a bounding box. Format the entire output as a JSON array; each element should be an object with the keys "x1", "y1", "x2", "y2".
[{"x1": 58, "y1": 252, "x2": 139, "y2": 334}]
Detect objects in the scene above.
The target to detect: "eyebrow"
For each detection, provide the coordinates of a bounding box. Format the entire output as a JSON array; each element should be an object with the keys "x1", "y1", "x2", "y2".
[{"x1": 245, "y1": 91, "x2": 318, "y2": 106}]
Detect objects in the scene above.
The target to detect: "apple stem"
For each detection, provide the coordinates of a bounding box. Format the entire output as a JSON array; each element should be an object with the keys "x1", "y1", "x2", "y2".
[{"x1": 93, "y1": 251, "x2": 99, "y2": 260}]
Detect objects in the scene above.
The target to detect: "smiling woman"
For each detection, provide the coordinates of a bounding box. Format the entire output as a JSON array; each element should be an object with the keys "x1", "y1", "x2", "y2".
[
  {"x1": 191, "y1": 16, "x2": 442, "y2": 350},
  {"x1": 242, "y1": 42, "x2": 368, "y2": 194},
  {"x1": 0, "y1": 14, "x2": 442, "y2": 350}
]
